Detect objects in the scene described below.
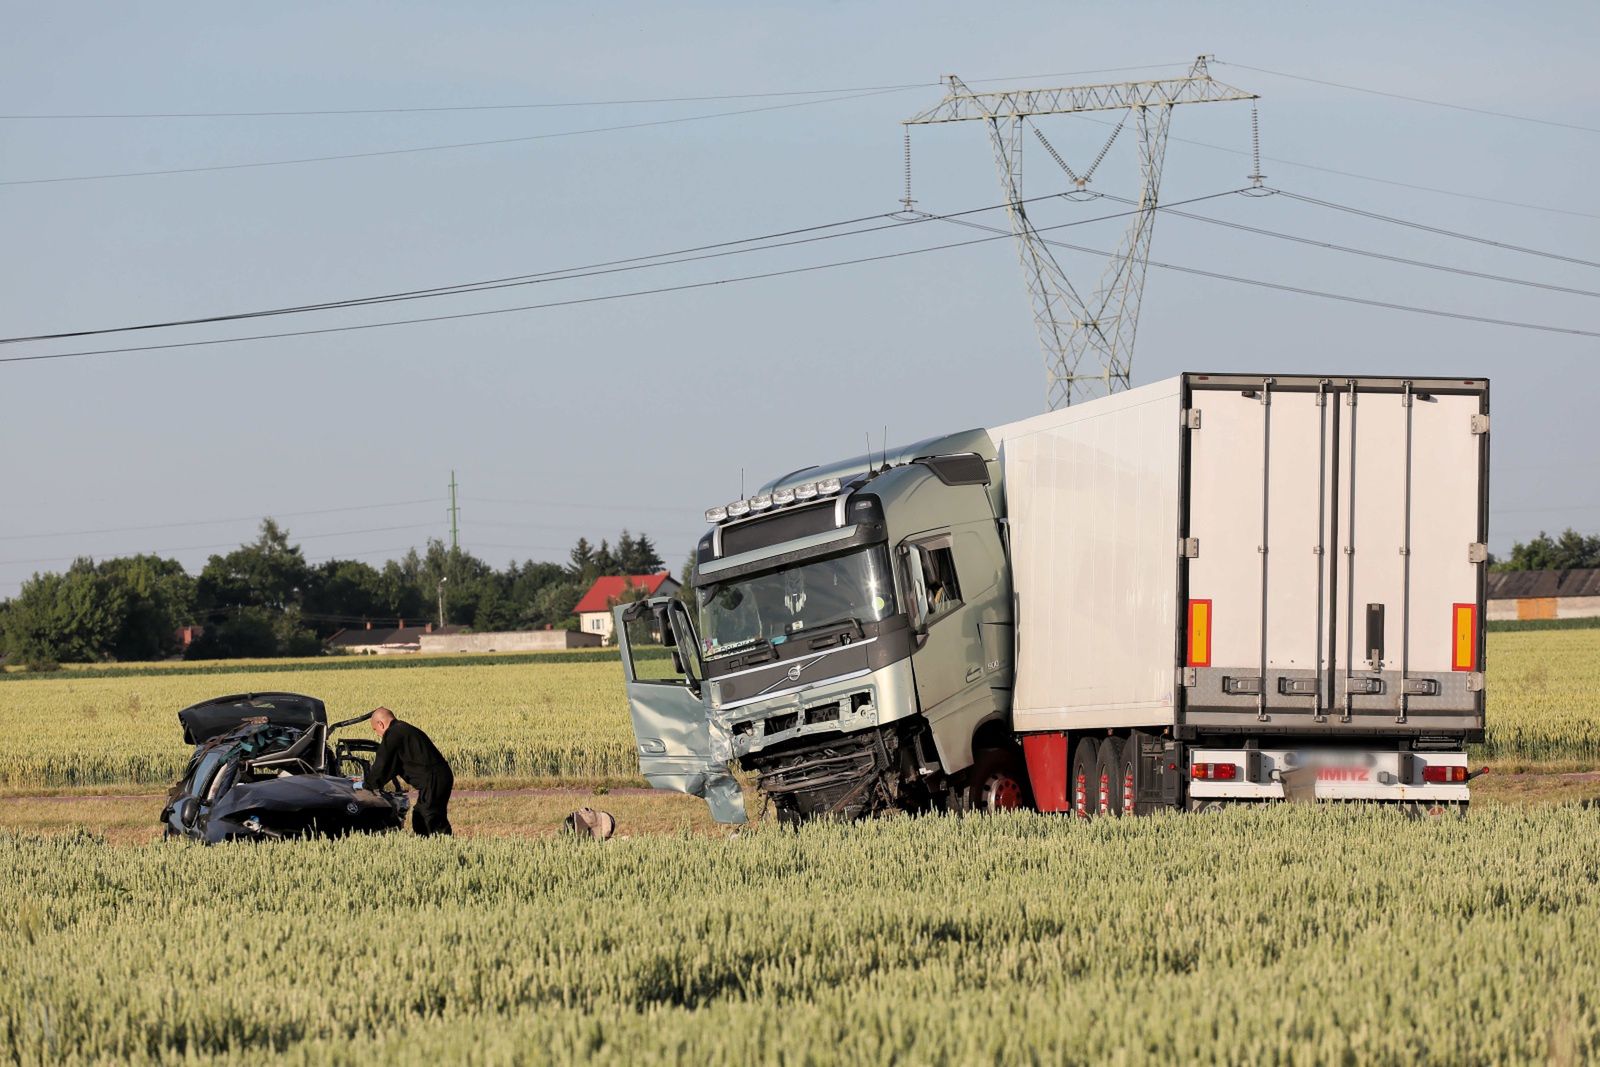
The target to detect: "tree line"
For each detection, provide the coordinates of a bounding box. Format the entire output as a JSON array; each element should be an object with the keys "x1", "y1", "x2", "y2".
[
  {"x1": 0, "y1": 519, "x2": 668, "y2": 668},
  {"x1": 1490, "y1": 528, "x2": 1600, "y2": 572}
]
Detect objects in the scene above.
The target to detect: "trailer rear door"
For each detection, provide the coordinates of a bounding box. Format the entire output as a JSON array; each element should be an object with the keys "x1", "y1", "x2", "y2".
[{"x1": 1181, "y1": 375, "x2": 1487, "y2": 734}]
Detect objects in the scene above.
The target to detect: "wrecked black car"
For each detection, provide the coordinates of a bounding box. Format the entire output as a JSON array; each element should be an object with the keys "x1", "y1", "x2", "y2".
[{"x1": 161, "y1": 692, "x2": 408, "y2": 843}]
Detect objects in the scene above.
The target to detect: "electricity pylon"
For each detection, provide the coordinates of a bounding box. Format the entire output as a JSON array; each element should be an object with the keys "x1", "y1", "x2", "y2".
[{"x1": 905, "y1": 56, "x2": 1255, "y2": 408}]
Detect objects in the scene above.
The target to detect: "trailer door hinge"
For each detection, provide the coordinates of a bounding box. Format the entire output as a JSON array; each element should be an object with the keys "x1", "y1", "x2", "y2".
[
  {"x1": 1182, "y1": 408, "x2": 1202, "y2": 430},
  {"x1": 1180, "y1": 537, "x2": 1200, "y2": 558},
  {"x1": 1470, "y1": 413, "x2": 1490, "y2": 435},
  {"x1": 1468, "y1": 543, "x2": 1488, "y2": 564},
  {"x1": 1466, "y1": 671, "x2": 1485, "y2": 693},
  {"x1": 1179, "y1": 667, "x2": 1197, "y2": 688}
]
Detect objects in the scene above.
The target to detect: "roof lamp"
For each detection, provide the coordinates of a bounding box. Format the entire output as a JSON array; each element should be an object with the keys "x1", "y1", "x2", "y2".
[
  {"x1": 772, "y1": 488, "x2": 796, "y2": 506},
  {"x1": 705, "y1": 506, "x2": 729, "y2": 523},
  {"x1": 817, "y1": 478, "x2": 843, "y2": 495},
  {"x1": 748, "y1": 494, "x2": 774, "y2": 511},
  {"x1": 726, "y1": 500, "x2": 751, "y2": 518},
  {"x1": 794, "y1": 482, "x2": 819, "y2": 500}
]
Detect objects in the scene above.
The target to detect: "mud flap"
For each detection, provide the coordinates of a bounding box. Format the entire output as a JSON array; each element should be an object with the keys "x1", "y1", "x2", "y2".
[{"x1": 616, "y1": 599, "x2": 747, "y2": 824}]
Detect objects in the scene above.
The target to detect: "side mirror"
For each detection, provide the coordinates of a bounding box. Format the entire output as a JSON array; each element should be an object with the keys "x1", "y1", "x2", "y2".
[
  {"x1": 671, "y1": 650, "x2": 685, "y2": 675},
  {"x1": 178, "y1": 797, "x2": 200, "y2": 826}
]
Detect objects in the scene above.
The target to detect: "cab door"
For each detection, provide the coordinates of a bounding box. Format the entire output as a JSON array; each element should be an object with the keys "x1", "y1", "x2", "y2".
[{"x1": 614, "y1": 597, "x2": 746, "y2": 824}]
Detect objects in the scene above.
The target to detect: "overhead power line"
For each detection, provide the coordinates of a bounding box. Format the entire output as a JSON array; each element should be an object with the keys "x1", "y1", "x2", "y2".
[
  {"x1": 0, "y1": 499, "x2": 437, "y2": 543},
  {"x1": 0, "y1": 192, "x2": 1251, "y2": 365},
  {"x1": 0, "y1": 522, "x2": 444, "y2": 570},
  {"x1": 1272, "y1": 190, "x2": 1600, "y2": 270},
  {"x1": 1077, "y1": 114, "x2": 1600, "y2": 221},
  {"x1": 0, "y1": 64, "x2": 1190, "y2": 120},
  {"x1": 1097, "y1": 192, "x2": 1600, "y2": 298},
  {"x1": 1216, "y1": 60, "x2": 1600, "y2": 136},
  {"x1": 0, "y1": 87, "x2": 913, "y2": 187},
  {"x1": 12, "y1": 180, "x2": 1595, "y2": 349},
  {"x1": 921, "y1": 211, "x2": 1600, "y2": 339},
  {"x1": 0, "y1": 190, "x2": 1166, "y2": 344}
]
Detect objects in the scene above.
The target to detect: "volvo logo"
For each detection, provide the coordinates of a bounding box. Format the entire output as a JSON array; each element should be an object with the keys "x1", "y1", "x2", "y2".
[
  {"x1": 786, "y1": 665, "x2": 803, "y2": 681},
  {"x1": 345, "y1": 801, "x2": 361, "y2": 814}
]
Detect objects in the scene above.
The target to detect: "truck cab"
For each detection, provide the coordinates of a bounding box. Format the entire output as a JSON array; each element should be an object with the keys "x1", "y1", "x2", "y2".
[{"x1": 614, "y1": 429, "x2": 1019, "y2": 823}]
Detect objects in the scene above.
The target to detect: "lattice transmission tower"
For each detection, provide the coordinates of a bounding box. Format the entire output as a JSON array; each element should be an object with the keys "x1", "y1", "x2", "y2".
[{"x1": 905, "y1": 56, "x2": 1256, "y2": 408}]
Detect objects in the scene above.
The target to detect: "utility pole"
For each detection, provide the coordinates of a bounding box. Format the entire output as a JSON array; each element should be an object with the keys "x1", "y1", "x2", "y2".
[
  {"x1": 904, "y1": 57, "x2": 1256, "y2": 409},
  {"x1": 447, "y1": 470, "x2": 460, "y2": 552},
  {"x1": 437, "y1": 576, "x2": 449, "y2": 629}
]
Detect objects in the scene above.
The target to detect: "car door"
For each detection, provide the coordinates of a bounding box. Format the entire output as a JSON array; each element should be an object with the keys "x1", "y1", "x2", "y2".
[{"x1": 614, "y1": 596, "x2": 747, "y2": 824}]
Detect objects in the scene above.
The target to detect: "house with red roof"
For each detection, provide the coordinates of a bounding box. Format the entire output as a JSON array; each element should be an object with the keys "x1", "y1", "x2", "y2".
[{"x1": 573, "y1": 572, "x2": 680, "y2": 643}]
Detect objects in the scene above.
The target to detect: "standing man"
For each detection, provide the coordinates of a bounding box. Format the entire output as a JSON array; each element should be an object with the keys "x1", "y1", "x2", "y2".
[{"x1": 363, "y1": 706, "x2": 454, "y2": 836}]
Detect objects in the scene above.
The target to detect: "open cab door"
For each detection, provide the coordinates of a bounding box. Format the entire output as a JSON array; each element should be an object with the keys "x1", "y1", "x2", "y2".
[{"x1": 614, "y1": 596, "x2": 746, "y2": 824}]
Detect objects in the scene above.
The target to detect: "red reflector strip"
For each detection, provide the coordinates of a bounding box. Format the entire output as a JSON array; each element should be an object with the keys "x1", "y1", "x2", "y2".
[
  {"x1": 1452, "y1": 603, "x2": 1477, "y2": 672},
  {"x1": 1187, "y1": 599, "x2": 1212, "y2": 668},
  {"x1": 1422, "y1": 765, "x2": 1468, "y2": 784},
  {"x1": 1190, "y1": 762, "x2": 1237, "y2": 781}
]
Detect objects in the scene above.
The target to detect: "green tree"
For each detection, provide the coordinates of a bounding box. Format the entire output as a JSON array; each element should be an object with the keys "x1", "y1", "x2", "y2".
[
  {"x1": 1494, "y1": 528, "x2": 1600, "y2": 571},
  {"x1": 3, "y1": 561, "x2": 127, "y2": 667},
  {"x1": 197, "y1": 518, "x2": 311, "y2": 610},
  {"x1": 97, "y1": 554, "x2": 196, "y2": 660}
]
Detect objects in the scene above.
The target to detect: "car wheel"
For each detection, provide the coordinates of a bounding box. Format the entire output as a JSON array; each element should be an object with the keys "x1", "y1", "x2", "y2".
[
  {"x1": 966, "y1": 746, "x2": 1032, "y2": 813},
  {"x1": 1096, "y1": 738, "x2": 1125, "y2": 816},
  {"x1": 1070, "y1": 738, "x2": 1100, "y2": 818}
]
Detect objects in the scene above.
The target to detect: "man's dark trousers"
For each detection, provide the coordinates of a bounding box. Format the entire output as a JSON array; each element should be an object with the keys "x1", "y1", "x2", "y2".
[{"x1": 413, "y1": 768, "x2": 454, "y2": 836}]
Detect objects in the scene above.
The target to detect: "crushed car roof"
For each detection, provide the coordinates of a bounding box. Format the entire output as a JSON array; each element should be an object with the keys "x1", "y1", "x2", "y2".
[{"x1": 178, "y1": 692, "x2": 327, "y2": 744}]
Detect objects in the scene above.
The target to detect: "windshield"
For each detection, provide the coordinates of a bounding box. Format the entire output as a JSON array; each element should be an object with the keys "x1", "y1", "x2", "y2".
[{"x1": 698, "y1": 546, "x2": 898, "y2": 657}]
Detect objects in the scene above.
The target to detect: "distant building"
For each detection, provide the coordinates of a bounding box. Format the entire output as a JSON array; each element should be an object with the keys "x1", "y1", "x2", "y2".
[
  {"x1": 574, "y1": 572, "x2": 680, "y2": 643},
  {"x1": 325, "y1": 621, "x2": 463, "y2": 655},
  {"x1": 1486, "y1": 569, "x2": 1600, "y2": 621},
  {"x1": 418, "y1": 628, "x2": 601, "y2": 654}
]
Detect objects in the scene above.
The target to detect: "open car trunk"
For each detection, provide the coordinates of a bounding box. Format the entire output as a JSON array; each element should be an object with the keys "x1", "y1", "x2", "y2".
[{"x1": 178, "y1": 692, "x2": 327, "y2": 744}]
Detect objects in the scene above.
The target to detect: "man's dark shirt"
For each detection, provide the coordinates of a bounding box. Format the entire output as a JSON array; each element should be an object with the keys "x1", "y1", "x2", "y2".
[{"x1": 365, "y1": 720, "x2": 452, "y2": 789}]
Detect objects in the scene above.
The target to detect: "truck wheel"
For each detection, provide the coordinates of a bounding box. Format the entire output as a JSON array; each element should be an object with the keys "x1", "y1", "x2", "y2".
[
  {"x1": 1096, "y1": 739, "x2": 1124, "y2": 816},
  {"x1": 966, "y1": 747, "x2": 1031, "y2": 813},
  {"x1": 1118, "y1": 737, "x2": 1140, "y2": 816},
  {"x1": 1070, "y1": 738, "x2": 1100, "y2": 818}
]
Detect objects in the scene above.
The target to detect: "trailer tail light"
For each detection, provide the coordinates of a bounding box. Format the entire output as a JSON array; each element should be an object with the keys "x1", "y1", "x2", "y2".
[
  {"x1": 1451, "y1": 604, "x2": 1477, "y2": 671},
  {"x1": 1423, "y1": 765, "x2": 1468, "y2": 784},
  {"x1": 1187, "y1": 599, "x2": 1212, "y2": 668},
  {"x1": 1191, "y1": 762, "x2": 1236, "y2": 781}
]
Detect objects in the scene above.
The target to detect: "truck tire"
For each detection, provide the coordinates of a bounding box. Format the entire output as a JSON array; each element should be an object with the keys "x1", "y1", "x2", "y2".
[
  {"x1": 965, "y1": 746, "x2": 1031, "y2": 813},
  {"x1": 1118, "y1": 736, "x2": 1140, "y2": 816},
  {"x1": 1095, "y1": 738, "x2": 1124, "y2": 816},
  {"x1": 1070, "y1": 738, "x2": 1099, "y2": 818}
]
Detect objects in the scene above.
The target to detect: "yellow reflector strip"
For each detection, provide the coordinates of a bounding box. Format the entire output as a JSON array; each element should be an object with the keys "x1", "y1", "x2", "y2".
[
  {"x1": 1452, "y1": 603, "x2": 1477, "y2": 671},
  {"x1": 1188, "y1": 599, "x2": 1212, "y2": 668}
]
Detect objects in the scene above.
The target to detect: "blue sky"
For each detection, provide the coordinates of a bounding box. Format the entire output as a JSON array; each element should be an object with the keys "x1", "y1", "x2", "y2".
[{"x1": 2, "y1": 1, "x2": 1597, "y2": 595}]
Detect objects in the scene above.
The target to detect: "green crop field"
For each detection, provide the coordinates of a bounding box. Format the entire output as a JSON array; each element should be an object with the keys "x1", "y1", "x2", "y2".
[
  {"x1": 4, "y1": 806, "x2": 1599, "y2": 1064},
  {"x1": 0, "y1": 629, "x2": 1597, "y2": 790}
]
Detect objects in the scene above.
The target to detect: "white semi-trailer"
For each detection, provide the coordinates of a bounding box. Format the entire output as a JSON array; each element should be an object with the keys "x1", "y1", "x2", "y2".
[{"x1": 615, "y1": 373, "x2": 1490, "y2": 823}]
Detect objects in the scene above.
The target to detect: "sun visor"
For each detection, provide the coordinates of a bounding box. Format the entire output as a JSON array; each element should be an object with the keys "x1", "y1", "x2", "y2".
[{"x1": 178, "y1": 692, "x2": 327, "y2": 744}]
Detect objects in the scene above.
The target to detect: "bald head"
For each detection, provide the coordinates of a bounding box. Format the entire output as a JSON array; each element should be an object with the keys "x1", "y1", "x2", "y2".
[{"x1": 370, "y1": 706, "x2": 395, "y2": 736}]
